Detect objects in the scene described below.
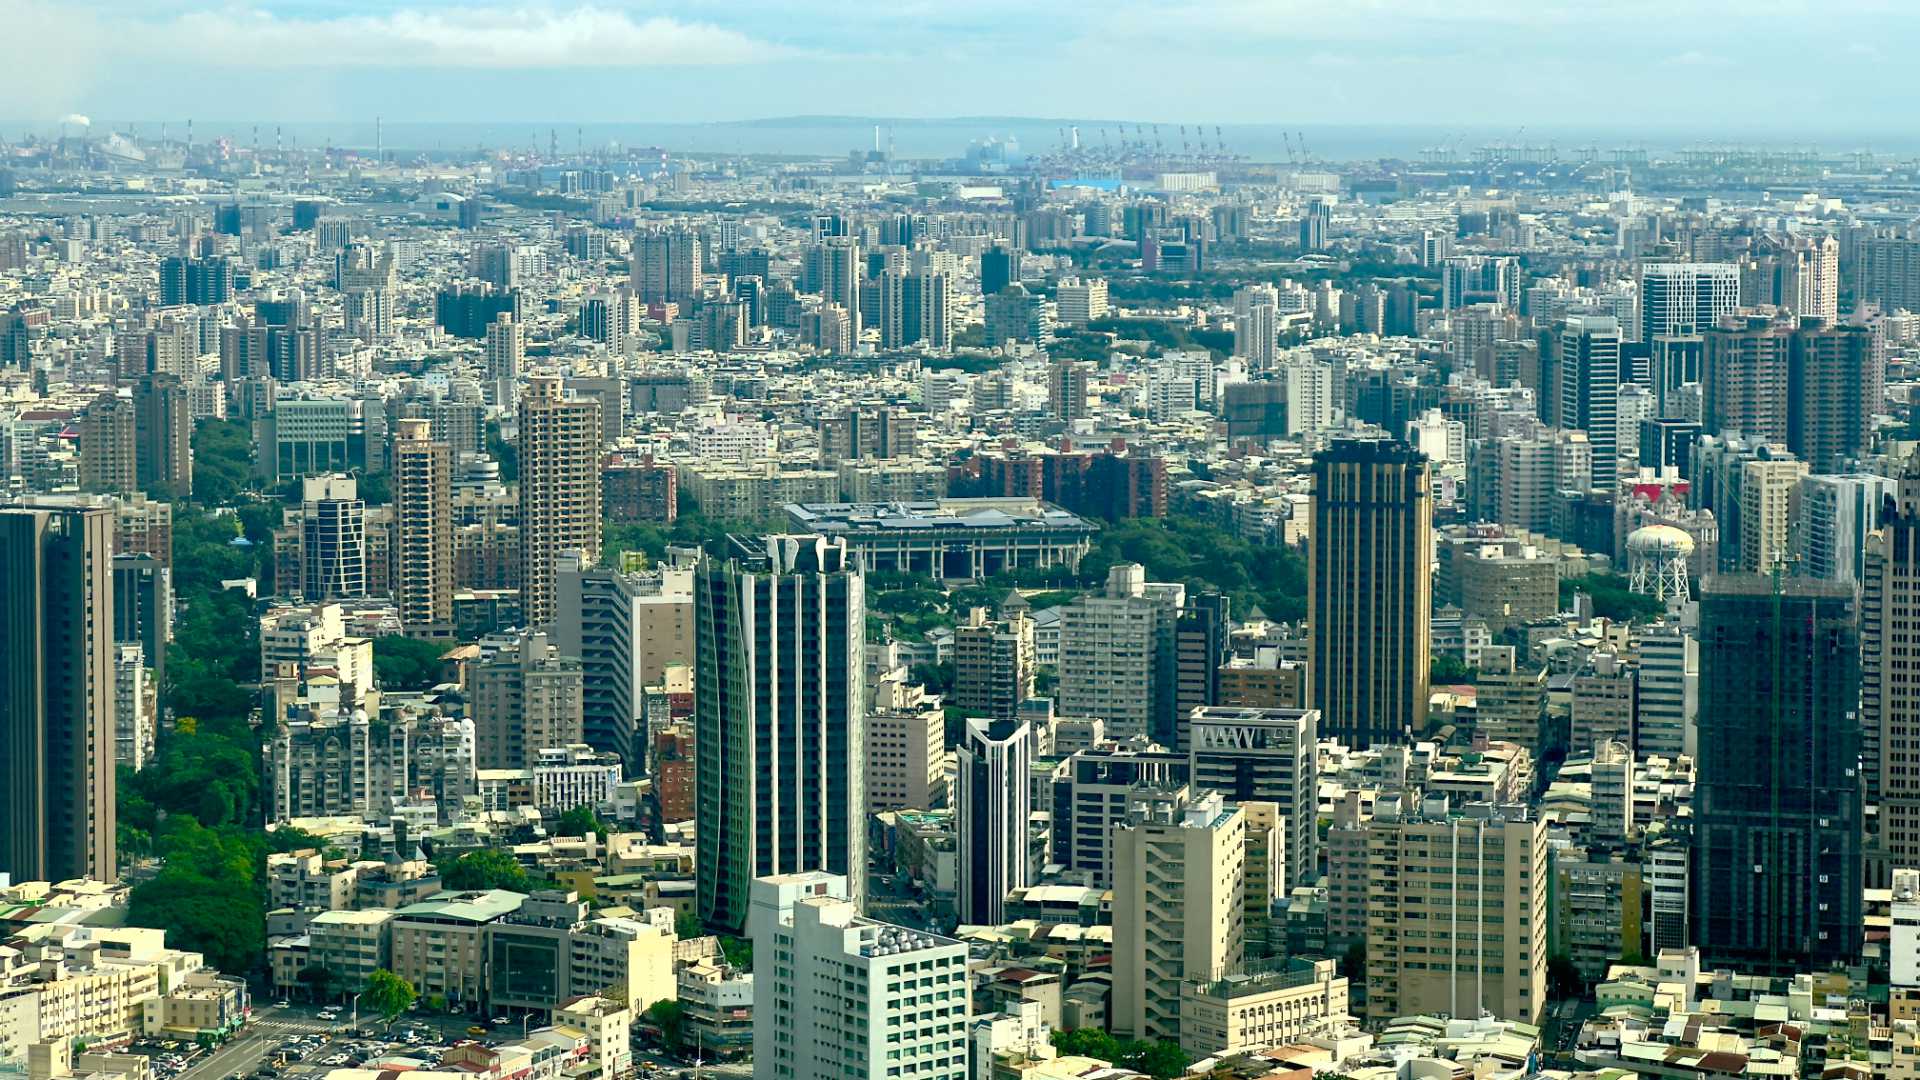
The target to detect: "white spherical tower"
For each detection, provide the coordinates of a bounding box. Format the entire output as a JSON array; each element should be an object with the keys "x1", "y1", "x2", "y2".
[{"x1": 1626, "y1": 524, "x2": 1696, "y2": 602}]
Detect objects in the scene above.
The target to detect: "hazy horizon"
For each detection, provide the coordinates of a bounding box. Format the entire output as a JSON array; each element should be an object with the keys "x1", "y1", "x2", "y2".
[{"x1": 8, "y1": 0, "x2": 1918, "y2": 141}]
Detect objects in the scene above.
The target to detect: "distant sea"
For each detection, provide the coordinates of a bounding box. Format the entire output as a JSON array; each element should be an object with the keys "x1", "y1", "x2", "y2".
[{"x1": 95, "y1": 118, "x2": 1920, "y2": 163}]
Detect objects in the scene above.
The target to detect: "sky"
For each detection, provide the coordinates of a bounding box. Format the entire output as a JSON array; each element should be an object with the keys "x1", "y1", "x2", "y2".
[{"x1": 2, "y1": 0, "x2": 1913, "y2": 139}]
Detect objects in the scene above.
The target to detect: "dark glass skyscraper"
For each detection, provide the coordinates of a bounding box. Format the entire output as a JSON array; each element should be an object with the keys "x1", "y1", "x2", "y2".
[
  {"x1": 1691, "y1": 574, "x2": 1862, "y2": 973},
  {"x1": 694, "y1": 535, "x2": 866, "y2": 932},
  {"x1": 1308, "y1": 436, "x2": 1432, "y2": 747},
  {"x1": 0, "y1": 505, "x2": 117, "y2": 884}
]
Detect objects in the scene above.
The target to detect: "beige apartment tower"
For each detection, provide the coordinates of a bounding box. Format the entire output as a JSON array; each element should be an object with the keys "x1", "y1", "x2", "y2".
[
  {"x1": 1363, "y1": 795, "x2": 1547, "y2": 1026},
  {"x1": 519, "y1": 375, "x2": 603, "y2": 628},
  {"x1": 392, "y1": 418, "x2": 454, "y2": 637},
  {"x1": 1111, "y1": 791, "x2": 1246, "y2": 1045}
]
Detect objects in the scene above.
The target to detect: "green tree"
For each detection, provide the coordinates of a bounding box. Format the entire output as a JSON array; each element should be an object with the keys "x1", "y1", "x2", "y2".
[
  {"x1": 1430, "y1": 654, "x2": 1479, "y2": 685},
  {"x1": 555, "y1": 804, "x2": 609, "y2": 842},
  {"x1": 1547, "y1": 953, "x2": 1585, "y2": 1000},
  {"x1": 190, "y1": 418, "x2": 256, "y2": 506},
  {"x1": 673, "y1": 910, "x2": 705, "y2": 940},
  {"x1": 1120, "y1": 1040, "x2": 1191, "y2": 1079},
  {"x1": 126, "y1": 820, "x2": 268, "y2": 974},
  {"x1": 373, "y1": 636, "x2": 450, "y2": 691},
  {"x1": 438, "y1": 848, "x2": 535, "y2": 892},
  {"x1": 719, "y1": 935, "x2": 752, "y2": 971},
  {"x1": 642, "y1": 999, "x2": 686, "y2": 1051},
  {"x1": 1051, "y1": 1028, "x2": 1123, "y2": 1061},
  {"x1": 363, "y1": 969, "x2": 417, "y2": 1024},
  {"x1": 1560, "y1": 573, "x2": 1664, "y2": 624}
]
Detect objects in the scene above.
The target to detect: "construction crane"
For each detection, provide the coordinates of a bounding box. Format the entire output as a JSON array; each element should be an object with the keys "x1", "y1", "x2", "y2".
[
  {"x1": 1180, "y1": 125, "x2": 1191, "y2": 155},
  {"x1": 1283, "y1": 132, "x2": 1296, "y2": 166},
  {"x1": 1152, "y1": 124, "x2": 1163, "y2": 155},
  {"x1": 1216, "y1": 126, "x2": 1227, "y2": 155},
  {"x1": 1296, "y1": 131, "x2": 1309, "y2": 164}
]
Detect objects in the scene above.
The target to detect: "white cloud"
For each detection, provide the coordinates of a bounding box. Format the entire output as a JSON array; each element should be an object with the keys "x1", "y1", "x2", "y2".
[{"x1": 142, "y1": 5, "x2": 795, "y2": 68}]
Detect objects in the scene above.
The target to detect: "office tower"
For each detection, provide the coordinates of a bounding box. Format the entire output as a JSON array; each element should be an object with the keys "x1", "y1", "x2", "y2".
[
  {"x1": 580, "y1": 292, "x2": 624, "y2": 351},
  {"x1": 392, "y1": 418, "x2": 453, "y2": 637},
  {"x1": 111, "y1": 553, "x2": 171, "y2": 705},
  {"x1": 1058, "y1": 563, "x2": 1180, "y2": 743},
  {"x1": 956, "y1": 716, "x2": 1031, "y2": 926},
  {"x1": 472, "y1": 630, "x2": 584, "y2": 770},
  {"x1": 804, "y1": 237, "x2": 862, "y2": 335},
  {"x1": 1440, "y1": 255, "x2": 1520, "y2": 311},
  {"x1": 1188, "y1": 707, "x2": 1318, "y2": 892},
  {"x1": 483, "y1": 312, "x2": 523, "y2": 385},
  {"x1": 1858, "y1": 236, "x2": 1920, "y2": 313},
  {"x1": 296, "y1": 474, "x2": 367, "y2": 600},
  {"x1": 1867, "y1": 455, "x2": 1920, "y2": 882},
  {"x1": 0, "y1": 505, "x2": 116, "y2": 884},
  {"x1": 518, "y1": 375, "x2": 603, "y2": 629},
  {"x1": 1364, "y1": 795, "x2": 1546, "y2": 1025},
  {"x1": 980, "y1": 244, "x2": 1021, "y2": 296},
  {"x1": 133, "y1": 374, "x2": 192, "y2": 499},
  {"x1": 113, "y1": 642, "x2": 151, "y2": 770},
  {"x1": 1692, "y1": 575, "x2": 1861, "y2": 973},
  {"x1": 1055, "y1": 276, "x2": 1110, "y2": 327},
  {"x1": 1557, "y1": 313, "x2": 1625, "y2": 481},
  {"x1": 1650, "y1": 332, "x2": 1704, "y2": 414},
  {"x1": 1172, "y1": 592, "x2": 1231, "y2": 745},
  {"x1": 1640, "y1": 262, "x2": 1740, "y2": 342},
  {"x1": 951, "y1": 608, "x2": 1035, "y2": 720},
  {"x1": 159, "y1": 254, "x2": 233, "y2": 306},
  {"x1": 1639, "y1": 416, "x2": 1702, "y2": 474},
  {"x1": 631, "y1": 227, "x2": 701, "y2": 306},
  {"x1": 1233, "y1": 284, "x2": 1279, "y2": 365},
  {"x1": 1308, "y1": 437, "x2": 1432, "y2": 747},
  {"x1": 1047, "y1": 358, "x2": 1094, "y2": 422},
  {"x1": 1739, "y1": 449, "x2": 1808, "y2": 572},
  {"x1": 695, "y1": 536, "x2": 866, "y2": 932},
  {"x1": 984, "y1": 282, "x2": 1047, "y2": 344},
  {"x1": 1634, "y1": 622, "x2": 1698, "y2": 760},
  {"x1": 1795, "y1": 473, "x2": 1896, "y2": 583},
  {"x1": 79, "y1": 392, "x2": 136, "y2": 494},
  {"x1": 749, "y1": 873, "x2": 969, "y2": 1080},
  {"x1": 1298, "y1": 197, "x2": 1331, "y2": 252},
  {"x1": 1111, "y1": 791, "x2": 1245, "y2": 1044},
  {"x1": 554, "y1": 555, "x2": 694, "y2": 768}
]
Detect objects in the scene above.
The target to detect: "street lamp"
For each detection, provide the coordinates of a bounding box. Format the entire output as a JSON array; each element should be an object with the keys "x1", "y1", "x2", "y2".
[{"x1": 350, "y1": 991, "x2": 364, "y2": 1034}]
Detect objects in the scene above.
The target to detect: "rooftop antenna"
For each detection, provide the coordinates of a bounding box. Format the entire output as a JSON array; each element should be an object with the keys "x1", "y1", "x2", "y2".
[
  {"x1": 376, "y1": 116, "x2": 382, "y2": 162},
  {"x1": 275, "y1": 125, "x2": 282, "y2": 156},
  {"x1": 549, "y1": 128, "x2": 557, "y2": 161},
  {"x1": 873, "y1": 124, "x2": 881, "y2": 153},
  {"x1": 186, "y1": 118, "x2": 193, "y2": 151}
]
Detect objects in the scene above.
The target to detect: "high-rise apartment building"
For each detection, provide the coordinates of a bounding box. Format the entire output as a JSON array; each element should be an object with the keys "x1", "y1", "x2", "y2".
[
  {"x1": 1187, "y1": 707, "x2": 1319, "y2": 892},
  {"x1": 1859, "y1": 236, "x2": 1920, "y2": 314},
  {"x1": 1738, "y1": 450, "x2": 1809, "y2": 573},
  {"x1": 1058, "y1": 563, "x2": 1181, "y2": 743},
  {"x1": 483, "y1": 312, "x2": 523, "y2": 389},
  {"x1": 1795, "y1": 472, "x2": 1896, "y2": 584},
  {"x1": 1633, "y1": 622, "x2": 1698, "y2": 760},
  {"x1": 1233, "y1": 284, "x2": 1278, "y2": 365},
  {"x1": 1308, "y1": 436, "x2": 1432, "y2": 747},
  {"x1": 1703, "y1": 314, "x2": 1882, "y2": 471},
  {"x1": 1640, "y1": 262, "x2": 1740, "y2": 343},
  {"x1": 471, "y1": 630, "x2": 584, "y2": 770},
  {"x1": 518, "y1": 375, "x2": 603, "y2": 629},
  {"x1": 133, "y1": 374, "x2": 191, "y2": 499},
  {"x1": 1046, "y1": 359, "x2": 1094, "y2": 422},
  {"x1": 0, "y1": 505, "x2": 117, "y2": 884},
  {"x1": 877, "y1": 268, "x2": 952, "y2": 350},
  {"x1": 1111, "y1": 791, "x2": 1245, "y2": 1044},
  {"x1": 392, "y1": 418, "x2": 453, "y2": 637},
  {"x1": 952, "y1": 608, "x2": 1035, "y2": 720},
  {"x1": 804, "y1": 238, "x2": 862, "y2": 336},
  {"x1": 749, "y1": 872, "x2": 969, "y2": 1080},
  {"x1": 1364, "y1": 795, "x2": 1546, "y2": 1025},
  {"x1": 956, "y1": 716, "x2": 1031, "y2": 926},
  {"x1": 631, "y1": 228, "x2": 701, "y2": 307},
  {"x1": 695, "y1": 535, "x2": 866, "y2": 932},
  {"x1": 554, "y1": 557, "x2": 694, "y2": 768},
  {"x1": 78, "y1": 391, "x2": 137, "y2": 494},
  {"x1": 1440, "y1": 255, "x2": 1520, "y2": 311},
  {"x1": 864, "y1": 671, "x2": 948, "y2": 813},
  {"x1": 1692, "y1": 575, "x2": 1861, "y2": 973}
]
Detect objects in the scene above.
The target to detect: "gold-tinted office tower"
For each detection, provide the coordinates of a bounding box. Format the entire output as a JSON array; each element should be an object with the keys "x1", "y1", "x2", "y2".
[
  {"x1": 1308, "y1": 436, "x2": 1432, "y2": 747},
  {"x1": 518, "y1": 376, "x2": 602, "y2": 628},
  {"x1": 0, "y1": 505, "x2": 117, "y2": 883},
  {"x1": 393, "y1": 418, "x2": 453, "y2": 637}
]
